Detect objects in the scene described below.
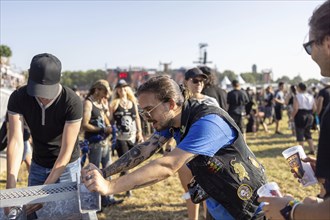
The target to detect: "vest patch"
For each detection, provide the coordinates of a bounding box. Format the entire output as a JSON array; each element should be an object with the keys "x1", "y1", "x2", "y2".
[
  {"x1": 207, "y1": 157, "x2": 224, "y2": 173},
  {"x1": 237, "y1": 184, "x2": 253, "y2": 200},
  {"x1": 248, "y1": 156, "x2": 260, "y2": 169},
  {"x1": 230, "y1": 157, "x2": 250, "y2": 182}
]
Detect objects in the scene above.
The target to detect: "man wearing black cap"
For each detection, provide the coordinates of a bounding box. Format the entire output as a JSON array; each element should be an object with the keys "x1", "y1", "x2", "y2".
[{"x1": 6, "y1": 53, "x2": 83, "y2": 216}]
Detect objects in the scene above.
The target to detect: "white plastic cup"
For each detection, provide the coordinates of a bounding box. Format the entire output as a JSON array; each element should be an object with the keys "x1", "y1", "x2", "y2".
[
  {"x1": 257, "y1": 182, "x2": 283, "y2": 197},
  {"x1": 282, "y1": 145, "x2": 318, "y2": 187}
]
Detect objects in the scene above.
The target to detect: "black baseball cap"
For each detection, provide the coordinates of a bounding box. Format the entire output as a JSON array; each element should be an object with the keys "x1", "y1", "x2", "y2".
[
  {"x1": 115, "y1": 79, "x2": 129, "y2": 89},
  {"x1": 184, "y1": 68, "x2": 207, "y2": 80},
  {"x1": 27, "y1": 53, "x2": 61, "y2": 99}
]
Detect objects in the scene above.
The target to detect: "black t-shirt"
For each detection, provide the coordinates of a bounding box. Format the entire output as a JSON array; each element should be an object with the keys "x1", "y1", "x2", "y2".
[
  {"x1": 317, "y1": 86, "x2": 330, "y2": 119},
  {"x1": 316, "y1": 104, "x2": 330, "y2": 182},
  {"x1": 202, "y1": 85, "x2": 228, "y2": 110},
  {"x1": 7, "y1": 85, "x2": 83, "y2": 168},
  {"x1": 227, "y1": 89, "x2": 249, "y2": 115}
]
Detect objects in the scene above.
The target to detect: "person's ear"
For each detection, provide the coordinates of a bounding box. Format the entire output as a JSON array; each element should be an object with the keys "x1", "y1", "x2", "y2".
[
  {"x1": 168, "y1": 98, "x2": 176, "y2": 110},
  {"x1": 325, "y1": 35, "x2": 330, "y2": 55}
]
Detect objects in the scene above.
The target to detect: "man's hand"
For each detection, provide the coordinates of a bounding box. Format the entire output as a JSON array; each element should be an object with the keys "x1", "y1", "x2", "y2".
[
  {"x1": 258, "y1": 196, "x2": 294, "y2": 220},
  {"x1": 82, "y1": 165, "x2": 111, "y2": 196},
  {"x1": 81, "y1": 163, "x2": 102, "y2": 179},
  {"x1": 290, "y1": 156, "x2": 316, "y2": 181},
  {"x1": 301, "y1": 156, "x2": 316, "y2": 173}
]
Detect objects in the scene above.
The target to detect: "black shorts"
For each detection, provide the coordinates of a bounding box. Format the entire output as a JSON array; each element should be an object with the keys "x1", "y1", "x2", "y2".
[
  {"x1": 274, "y1": 106, "x2": 282, "y2": 121},
  {"x1": 295, "y1": 126, "x2": 312, "y2": 141}
]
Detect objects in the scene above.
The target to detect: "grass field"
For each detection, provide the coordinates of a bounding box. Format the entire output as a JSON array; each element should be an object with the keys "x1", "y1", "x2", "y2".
[{"x1": 0, "y1": 116, "x2": 321, "y2": 220}]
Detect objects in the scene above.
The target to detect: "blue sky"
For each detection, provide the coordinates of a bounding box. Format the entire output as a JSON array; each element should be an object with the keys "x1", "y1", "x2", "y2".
[{"x1": 0, "y1": 1, "x2": 325, "y2": 80}]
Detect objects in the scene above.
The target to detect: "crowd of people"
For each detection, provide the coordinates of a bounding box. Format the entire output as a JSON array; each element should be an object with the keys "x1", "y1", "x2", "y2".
[{"x1": 2, "y1": 0, "x2": 330, "y2": 219}]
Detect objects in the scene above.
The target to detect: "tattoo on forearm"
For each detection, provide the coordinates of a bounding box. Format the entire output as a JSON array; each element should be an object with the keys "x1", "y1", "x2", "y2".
[
  {"x1": 132, "y1": 179, "x2": 161, "y2": 190},
  {"x1": 103, "y1": 134, "x2": 168, "y2": 178}
]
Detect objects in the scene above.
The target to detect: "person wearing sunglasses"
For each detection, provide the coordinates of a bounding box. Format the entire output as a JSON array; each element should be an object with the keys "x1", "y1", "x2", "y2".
[
  {"x1": 259, "y1": 1, "x2": 330, "y2": 219},
  {"x1": 82, "y1": 74, "x2": 267, "y2": 220},
  {"x1": 183, "y1": 67, "x2": 219, "y2": 107},
  {"x1": 174, "y1": 68, "x2": 219, "y2": 220}
]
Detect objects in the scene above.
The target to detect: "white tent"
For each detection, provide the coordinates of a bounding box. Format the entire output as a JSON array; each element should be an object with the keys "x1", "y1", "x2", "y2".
[
  {"x1": 238, "y1": 74, "x2": 246, "y2": 85},
  {"x1": 221, "y1": 76, "x2": 231, "y2": 90}
]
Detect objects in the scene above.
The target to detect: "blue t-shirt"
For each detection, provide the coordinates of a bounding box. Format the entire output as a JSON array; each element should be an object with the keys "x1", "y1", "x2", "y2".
[{"x1": 157, "y1": 114, "x2": 237, "y2": 219}]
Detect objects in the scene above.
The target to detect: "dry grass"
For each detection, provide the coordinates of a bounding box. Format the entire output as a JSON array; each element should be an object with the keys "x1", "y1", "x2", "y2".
[{"x1": 0, "y1": 115, "x2": 321, "y2": 219}]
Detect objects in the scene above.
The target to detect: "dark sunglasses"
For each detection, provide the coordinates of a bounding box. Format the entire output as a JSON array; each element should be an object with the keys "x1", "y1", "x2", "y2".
[
  {"x1": 191, "y1": 78, "x2": 205, "y2": 84},
  {"x1": 303, "y1": 40, "x2": 315, "y2": 55}
]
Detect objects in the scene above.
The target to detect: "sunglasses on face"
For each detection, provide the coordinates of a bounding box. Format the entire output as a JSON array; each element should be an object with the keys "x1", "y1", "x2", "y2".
[
  {"x1": 303, "y1": 39, "x2": 315, "y2": 55},
  {"x1": 139, "y1": 101, "x2": 163, "y2": 120},
  {"x1": 191, "y1": 78, "x2": 205, "y2": 84}
]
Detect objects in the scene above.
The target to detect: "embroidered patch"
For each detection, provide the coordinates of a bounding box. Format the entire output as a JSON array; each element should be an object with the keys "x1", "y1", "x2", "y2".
[
  {"x1": 180, "y1": 125, "x2": 186, "y2": 135},
  {"x1": 237, "y1": 184, "x2": 253, "y2": 200},
  {"x1": 248, "y1": 156, "x2": 260, "y2": 169},
  {"x1": 230, "y1": 158, "x2": 250, "y2": 182},
  {"x1": 207, "y1": 158, "x2": 224, "y2": 173}
]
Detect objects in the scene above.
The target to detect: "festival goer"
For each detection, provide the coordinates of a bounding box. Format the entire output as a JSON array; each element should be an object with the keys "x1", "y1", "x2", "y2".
[
  {"x1": 6, "y1": 53, "x2": 83, "y2": 217},
  {"x1": 291, "y1": 82, "x2": 316, "y2": 155},
  {"x1": 227, "y1": 79, "x2": 250, "y2": 141},
  {"x1": 316, "y1": 77, "x2": 330, "y2": 123},
  {"x1": 177, "y1": 68, "x2": 219, "y2": 220},
  {"x1": 263, "y1": 86, "x2": 274, "y2": 125},
  {"x1": 285, "y1": 85, "x2": 297, "y2": 136},
  {"x1": 245, "y1": 87, "x2": 255, "y2": 116},
  {"x1": 82, "y1": 79, "x2": 122, "y2": 207},
  {"x1": 199, "y1": 66, "x2": 228, "y2": 110},
  {"x1": 183, "y1": 68, "x2": 218, "y2": 106},
  {"x1": 274, "y1": 82, "x2": 285, "y2": 135},
  {"x1": 259, "y1": 1, "x2": 330, "y2": 219},
  {"x1": 109, "y1": 79, "x2": 143, "y2": 197},
  {"x1": 82, "y1": 75, "x2": 267, "y2": 220}
]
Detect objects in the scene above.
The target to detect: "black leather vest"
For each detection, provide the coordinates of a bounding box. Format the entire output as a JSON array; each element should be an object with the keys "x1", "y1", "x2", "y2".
[{"x1": 181, "y1": 99, "x2": 267, "y2": 219}]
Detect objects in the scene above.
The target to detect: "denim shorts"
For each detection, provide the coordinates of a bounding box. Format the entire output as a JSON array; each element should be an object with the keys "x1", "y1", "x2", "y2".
[{"x1": 28, "y1": 158, "x2": 81, "y2": 186}]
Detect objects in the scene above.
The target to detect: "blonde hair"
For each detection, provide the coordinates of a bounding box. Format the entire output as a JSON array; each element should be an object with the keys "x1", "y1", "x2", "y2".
[{"x1": 111, "y1": 85, "x2": 138, "y2": 108}]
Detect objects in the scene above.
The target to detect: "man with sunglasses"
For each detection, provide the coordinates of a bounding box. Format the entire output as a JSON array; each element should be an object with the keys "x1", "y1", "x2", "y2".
[
  {"x1": 82, "y1": 74, "x2": 267, "y2": 220},
  {"x1": 259, "y1": 1, "x2": 330, "y2": 219}
]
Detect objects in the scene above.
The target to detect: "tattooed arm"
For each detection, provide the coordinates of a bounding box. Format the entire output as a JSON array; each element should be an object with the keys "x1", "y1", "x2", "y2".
[
  {"x1": 82, "y1": 146, "x2": 196, "y2": 196},
  {"x1": 102, "y1": 133, "x2": 169, "y2": 178}
]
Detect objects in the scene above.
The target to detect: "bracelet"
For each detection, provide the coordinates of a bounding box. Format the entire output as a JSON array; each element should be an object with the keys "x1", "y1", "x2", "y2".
[
  {"x1": 280, "y1": 199, "x2": 300, "y2": 220},
  {"x1": 290, "y1": 202, "x2": 301, "y2": 220}
]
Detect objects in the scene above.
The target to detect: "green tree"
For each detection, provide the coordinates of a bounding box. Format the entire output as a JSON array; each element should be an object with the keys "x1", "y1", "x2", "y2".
[
  {"x1": 305, "y1": 78, "x2": 320, "y2": 86},
  {"x1": 276, "y1": 76, "x2": 291, "y2": 83},
  {"x1": 290, "y1": 75, "x2": 303, "y2": 85},
  {"x1": 221, "y1": 70, "x2": 236, "y2": 82},
  {"x1": 61, "y1": 69, "x2": 107, "y2": 89},
  {"x1": 0, "y1": 45, "x2": 12, "y2": 57}
]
